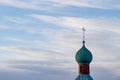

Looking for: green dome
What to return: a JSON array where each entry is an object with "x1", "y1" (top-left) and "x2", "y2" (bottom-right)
[{"x1": 75, "y1": 45, "x2": 93, "y2": 63}]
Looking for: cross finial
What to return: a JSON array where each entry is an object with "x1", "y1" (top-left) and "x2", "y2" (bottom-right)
[{"x1": 82, "y1": 27, "x2": 86, "y2": 45}]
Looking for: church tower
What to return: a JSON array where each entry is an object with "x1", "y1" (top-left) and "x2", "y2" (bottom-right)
[{"x1": 75, "y1": 28, "x2": 93, "y2": 80}]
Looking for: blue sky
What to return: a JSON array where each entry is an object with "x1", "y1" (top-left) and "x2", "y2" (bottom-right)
[{"x1": 0, "y1": 0, "x2": 120, "y2": 80}]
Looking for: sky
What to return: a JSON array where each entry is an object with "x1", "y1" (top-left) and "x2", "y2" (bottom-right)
[{"x1": 0, "y1": 0, "x2": 120, "y2": 80}]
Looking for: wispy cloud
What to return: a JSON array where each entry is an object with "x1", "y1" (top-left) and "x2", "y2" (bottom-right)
[
  {"x1": 3, "y1": 37, "x2": 25, "y2": 42},
  {"x1": 0, "y1": 0, "x2": 42, "y2": 10},
  {"x1": 30, "y1": 14, "x2": 120, "y2": 34},
  {"x1": 0, "y1": 0, "x2": 120, "y2": 10},
  {"x1": 0, "y1": 25, "x2": 10, "y2": 29},
  {"x1": 0, "y1": 0, "x2": 64, "y2": 10},
  {"x1": 55, "y1": 0, "x2": 120, "y2": 9},
  {"x1": 0, "y1": 46, "x2": 74, "y2": 62},
  {"x1": 3, "y1": 16, "x2": 33, "y2": 24}
]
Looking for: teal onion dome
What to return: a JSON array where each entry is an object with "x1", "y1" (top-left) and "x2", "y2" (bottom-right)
[{"x1": 75, "y1": 44, "x2": 93, "y2": 63}]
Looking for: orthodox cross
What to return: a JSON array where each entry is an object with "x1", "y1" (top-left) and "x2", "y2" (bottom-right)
[{"x1": 82, "y1": 27, "x2": 86, "y2": 44}]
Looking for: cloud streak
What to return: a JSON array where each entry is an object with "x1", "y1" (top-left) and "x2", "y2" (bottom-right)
[
  {"x1": 0, "y1": 0, "x2": 120, "y2": 10},
  {"x1": 30, "y1": 14, "x2": 120, "y2": 34}
]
